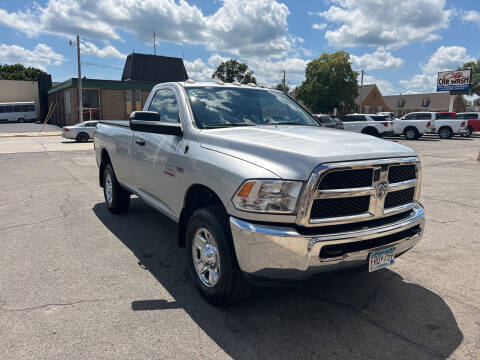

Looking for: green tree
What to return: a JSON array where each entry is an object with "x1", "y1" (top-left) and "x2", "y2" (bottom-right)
[
  {"x1": 297, "y1": 51, "x2": 358, "y2": 113},
  {"x1": 275, "y1": 83, "x2": 290, "y2": 93},
  {"x1": 0, "y1": 63, "x2": 45, "y2": 81},
  {"x1": 474, "y1": 97, "x2": 480, "y2": 106},
  {"x1": 458, "y1": 60, "x2": 480, "y2": 97},
  {"x1": 212, "y1": 59, "x2": 256, "y2": 84}
]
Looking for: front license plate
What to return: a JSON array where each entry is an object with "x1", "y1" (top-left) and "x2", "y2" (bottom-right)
[{"x1": 369, "y1": 246, "x2": 395, "y2": 272}]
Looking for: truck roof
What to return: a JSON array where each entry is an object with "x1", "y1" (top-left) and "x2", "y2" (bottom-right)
[{"x1": 167, "y1": 80, "x2": 277, "y2": 91}]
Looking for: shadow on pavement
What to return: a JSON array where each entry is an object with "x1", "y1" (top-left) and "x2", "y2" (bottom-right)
[{"x1": 93, "y1": 199, "x2": 463, "y2": 359}]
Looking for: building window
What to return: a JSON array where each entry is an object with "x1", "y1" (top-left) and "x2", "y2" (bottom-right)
[
  {"x1": 421, "y1": 97, "x2": 430, "y2": 107},
  {"x1": 363, "y1": 106, "x2": 372, "y2": 114},
  {"x1": 82, "y1": 89, "x2": 100, "y2": 121},
  {"x1": 135, "y1": 89, "x2": 142, "y2": 111},
  {"x1": 372, "y1": 91, "x2": 377, "y2": 100},
  {"x1": 126, "y1": 90, "x2": 132, "y2": 116},
  {"x1": 397, "y1": 98, "x2": 405, "y2": 108},
  {"x1": 376, "y1": 106, "x2": 383, "y2": 113}
]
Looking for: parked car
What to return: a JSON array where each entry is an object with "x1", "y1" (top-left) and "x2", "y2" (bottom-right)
[
  {"x1": 62, "y1": 121, "x2": 98, "y2": 142},
  {"x1": 94, "y1": 81, "x2": 425, "y2": 305},
  {"x1": 401, "y1": 112, "x2": 466, "y2": 139},
  {"x1": 456, "y1": 112, "x2": 480, "y2": 137},
  {"x1": 377, "y1": 111, "x2": 396, "y2": 118},
  {"x1": 396, "y1": 113, "x2": 432, "y2": 140},
  {"x1": 313, "y1": 114, "x2": 343, "y2": 129},
  {"x1": 339, "y1": 113, "x2": 394, "y2": 137},
  {"x1": 0, "y1": 101, "x2": 37, "y2": 123}
]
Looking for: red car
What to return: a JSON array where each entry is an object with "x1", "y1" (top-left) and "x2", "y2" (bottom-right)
[
  {"x1": 436, "y1": 112, "x2": 456, "y2": 119},
  {"x1": 457, "y1": 112, "x2": 480, "y2": 137}
]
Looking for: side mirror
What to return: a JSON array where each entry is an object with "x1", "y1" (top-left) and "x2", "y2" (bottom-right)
[{"x1": 129, "y1": 111, "x2": 183, "y2": 137}]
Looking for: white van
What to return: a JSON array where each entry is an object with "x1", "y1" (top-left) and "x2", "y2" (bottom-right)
[{"x1": 0, "y1": 102, "x2": 37, "y2": 123}]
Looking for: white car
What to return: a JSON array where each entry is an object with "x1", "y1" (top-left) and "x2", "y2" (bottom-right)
[
  {"x1": 396, "y1": 113, "x2": 432, "y2": 140},
  {"x1": 402, "y1": 112, "x2": 466, "y2": 139},
  {"x1": 62, "y1": 121, "x2": 98, "y2": 142},
  {"x1": 339, "y1": 114, "x2": 394, "y2": 137}
]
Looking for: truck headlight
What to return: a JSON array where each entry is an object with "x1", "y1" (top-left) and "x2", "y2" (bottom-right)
[{"x1": 232, "y1": 180, "x2": 303, "y2": 214}]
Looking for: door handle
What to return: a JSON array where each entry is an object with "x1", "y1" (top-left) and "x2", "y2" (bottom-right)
[{"x1": 135, "y1": 139, "x2": 146, "y2": 146}]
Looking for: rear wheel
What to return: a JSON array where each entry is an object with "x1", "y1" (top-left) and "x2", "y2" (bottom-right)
[
  {"x1": 186, "y1": 206, "x2": 252, "y2": 305},
  {"x1": 404, "y1": 127, "x2": 419, "y2": 140},
  {"x1": 438, "y1": 126, "x2": 453, "y2": 139},
  {"x1": 103, "y1": 163, "x2": 130, "y2": 214},
  {"x1": 76, "y1": 132, "x2": 89, "y2": 142}
]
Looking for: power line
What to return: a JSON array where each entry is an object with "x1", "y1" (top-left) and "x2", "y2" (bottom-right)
[{"x1": 80, "y1": 61, "x2": 123, "y2": 71}]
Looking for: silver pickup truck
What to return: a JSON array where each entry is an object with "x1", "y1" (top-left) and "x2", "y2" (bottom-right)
[{"x1": 94, "y1": 81, "x2": 425, "y2": 305}]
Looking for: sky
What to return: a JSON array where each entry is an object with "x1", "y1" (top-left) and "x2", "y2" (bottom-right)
[{"x1": 0, "y1": 0, "x2": 479, "y2": 96}]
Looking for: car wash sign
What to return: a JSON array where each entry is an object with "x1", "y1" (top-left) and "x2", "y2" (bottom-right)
[{"x1": 437, "y1": 70, "x2": 472, "y2": 91}]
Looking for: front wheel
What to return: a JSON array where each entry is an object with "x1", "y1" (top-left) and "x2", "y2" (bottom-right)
[
  {"x1": 186, "y1": 206, "x2": 252, "y2": 305},
  {"x1": 103, "y1": 163, "x2": 130, "y2": 214}
]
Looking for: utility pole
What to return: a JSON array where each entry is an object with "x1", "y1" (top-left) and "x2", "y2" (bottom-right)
[
  {"x1": 153, "y1": 30, "x2": 156, "y2": 55},
  {"x1": 359, "y1": 69, "x2": 365, "y2": 113},
  {"x1": 76, "y1": 35, "x2": 83, "y2": 123},
  {"x1": 282, "y1": 70, "x2": 286, "y2": 93}
]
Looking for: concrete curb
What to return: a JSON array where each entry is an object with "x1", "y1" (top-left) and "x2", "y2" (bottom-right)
[{"x1": 0, "y1": 132, "x2": 61, "y2": 138}]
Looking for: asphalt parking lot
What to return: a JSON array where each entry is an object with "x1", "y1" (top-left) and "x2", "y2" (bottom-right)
[{"x1": 0, "y1": 135, "x2": 479, "y2": 359}]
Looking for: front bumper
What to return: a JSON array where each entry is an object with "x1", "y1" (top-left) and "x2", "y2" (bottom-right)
[{"x1": 230, "y1": 205, "x2": 424, "y2": 281}]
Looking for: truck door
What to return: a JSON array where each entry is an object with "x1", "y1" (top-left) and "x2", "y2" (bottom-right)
[{"x1": 132, "y1": 87, "x2": 187, "y2": 219}]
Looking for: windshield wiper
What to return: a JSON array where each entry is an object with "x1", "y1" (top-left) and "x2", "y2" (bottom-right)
[{"x1": 203, "y1": 123, "x2": 255, "y2": 129}]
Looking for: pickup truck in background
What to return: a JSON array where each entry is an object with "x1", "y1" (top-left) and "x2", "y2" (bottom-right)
[
  {"x1": 339, "y1": 114, "x2": 394, "y2": 137},
  {"x1": 402, "y1": 112, "x2": 467, "y2": 139},
  {"x1": 394, "y1": 113, "x2": 432, "y2": 140},
  {"x1": 94, "y1": 81, "x2": 425, "y2": 305},
  {"x1": 457, "y1": 112, "x2": 480, "y2": 137}
]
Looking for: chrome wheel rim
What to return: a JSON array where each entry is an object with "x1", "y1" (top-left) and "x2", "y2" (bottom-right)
[
  {"x1": 192, "y1": 227, "x2": 220, "y2": 288},
  {"x1": 406, "y1": 130, "x2": 414, "y2": 139},
  {"x1": 105, "y1": 172, "x2": 113, "y2": 205}
]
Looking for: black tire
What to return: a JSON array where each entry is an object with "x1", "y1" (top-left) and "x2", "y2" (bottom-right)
[
  {"x1": 404, "y1": 127, "x2": 419, "y2": 140},
  {"x1": 361, "y1": 127, "x2": 379, "y2": 137},
  {"x1": 463, "y1": 126, "x2": 473, "y2": 137},
  {"x1": 186, "y1": 206, "x2": 252, "y2": 305},
  {"x1": 18, "y1": 118, "x2": 25, "y2": 123},
  {"x1": 438, "y1": 126, "x2": 453, "y2": 139},
  {"x1": 103, "y1": 163, "x2": 130, "y2": 214},
  {"x1": 76, "y1": 132, "x2": 89, "y2": 142}
]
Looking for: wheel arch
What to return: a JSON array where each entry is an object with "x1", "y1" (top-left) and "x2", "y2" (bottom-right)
[
  {"x1": 99, "y1": 148, "x2": 112, "y2": 187},
  {"x1": 361, "y1": 126, "x2": 378, "y2": 135},
  {"x1": 178, "y1": 184, "x2": 226, "y2": 248}
]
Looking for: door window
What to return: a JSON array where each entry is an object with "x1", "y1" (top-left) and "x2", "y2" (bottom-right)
[
  {"x1": 13, "y1": 105, "x2": 22, "y2": 112},
  {"x1": 5, "y1": 105, "x2": 13, "y2": 113},
  {"x1": 148, "y1": 88, "x2": 180, "y2": 123},
  {"x1": 415, "y1": 113, "x2": 431, "y2": 120},
  {"x1": 0, "y1": 106, "x2": 4, "y2": 113}
]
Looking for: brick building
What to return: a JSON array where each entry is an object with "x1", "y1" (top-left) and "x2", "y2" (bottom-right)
[
  {"x1": 47, "y1": 53, "x2": 188, "y2": 126},
  {"x1": 383, "y1": 92, "x2": 467, "y2": 116},
  {"x1": 346, "y1": 84, "x2": 391, "y2": 114}
]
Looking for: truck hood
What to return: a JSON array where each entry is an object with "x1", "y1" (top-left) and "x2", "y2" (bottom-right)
[{"x1": 198, "y1": 125, "x2": 417, "y2": 180}]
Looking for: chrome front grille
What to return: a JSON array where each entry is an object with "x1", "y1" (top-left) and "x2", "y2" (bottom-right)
[{"x1": 296, "y1": 157, "x2": 421, "y2": 227}]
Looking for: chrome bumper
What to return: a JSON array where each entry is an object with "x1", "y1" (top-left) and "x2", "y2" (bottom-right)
[{"x1": 230, "y1": 205, "x2": 424, "y2": 281}]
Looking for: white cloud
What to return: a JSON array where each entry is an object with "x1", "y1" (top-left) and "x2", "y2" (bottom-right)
[
  {"x1": 0, "y1": 0, "x2": 293, "y2": 58},
  {"x1": 463, "y1": 10, "x2": 480, "y2": 26},
  {"x1": 399, "y1": 45, "x2": 474, "y2": 92},
  {"x1": 350, "y1": 48, "x2": 403, "y2": 70},
  {"x1": 184, "y1": 54, "x2": 309, "y2": 87},
  {"x1": 361, "y1": 74, "x2": 396, "y2": 95},
  {"x1": 80, "y1": 42, "x2": 126, "y2": 59},
  {"x1": 314, "y1": 0, "x2": 451, "y2": 49},
  {"x1": 0, "y1": 43, "x2": 64, "y2": 71},
  {"x1": 312, "y1": 23, "x2": 326, "y2": 30}
]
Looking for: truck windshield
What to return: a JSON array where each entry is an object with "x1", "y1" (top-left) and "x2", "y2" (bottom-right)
[{"x1": 185, "y1": 87, "x2": 319, "y2": 129}]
